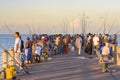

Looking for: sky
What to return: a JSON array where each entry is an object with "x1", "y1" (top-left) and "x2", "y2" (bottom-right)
[{"x1": 0, "y1": 0, "x2": 120, "y2": 34}]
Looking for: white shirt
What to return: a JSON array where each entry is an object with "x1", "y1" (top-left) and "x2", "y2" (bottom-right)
[
  {"x1": 75, "y1": 37, "x2": 82, "y2": 48},
  {"x1": 102, "y1": 46, "x2": 110, "y2": 56},
  {"x1": 93, "y1": 36, "x2": 99, "y2": 46},
  {"x1": 55, "y1": 37, "x2": 60, "y2": 46},
  {"x1": 14, "y1": 38, "x2": 21, "y2": 53},
  {"x1": 35, "y1": 46, "x2": 42, "y2": 56}
]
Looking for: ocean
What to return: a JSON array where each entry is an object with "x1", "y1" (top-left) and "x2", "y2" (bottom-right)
[{"x1": 0, "y1": 34, "x2": 120, "y2": 67}]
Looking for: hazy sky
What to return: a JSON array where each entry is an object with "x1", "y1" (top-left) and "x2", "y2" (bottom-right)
[{"x1": 0, "y1": 0, "x2": 120, "y2": 34}]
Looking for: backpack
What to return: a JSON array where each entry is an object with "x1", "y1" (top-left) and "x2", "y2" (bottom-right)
[{"x1": 20, "y1": 40, "x2": 24, "y2": 52}]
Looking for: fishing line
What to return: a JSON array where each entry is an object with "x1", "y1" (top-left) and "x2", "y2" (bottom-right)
[
  {"x1": 4, "y1": 23, "x2": 13, "y2": 35},
  {"x1": 108, "y1": 20, "x2": 116, "y2": 34},
  {"x1": 1, "y1": 24, "x2": 31, "y2": 74},
  {"x1": 97, "y1": 23, "x2": 103, "y2": 34},
  {"x1": 25, "y1": 24, "x2": 32, "y2": 39}
]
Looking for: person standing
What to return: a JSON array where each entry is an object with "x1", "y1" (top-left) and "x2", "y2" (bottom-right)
[
  {"x1": 14, "y1": 32, "x2": 22, "y2": 73},
  {"x1": 35, "y1": 44, "x2": 42, "y2": 63},
  {"x1": 63, "y1": 36, "x2": 69, "y2": 54},
  {"x1": 93, "y1": 34, "x2": 100, "y2": 55},
  {"x1": 75, "y1": 35, "x2": 82, "y2": 56},
  {"x1": 93, "y1": 34, "x2": 100, "y2": 50},
  {"x1": 101, "y1": 42, "x2": 110, "y2": 72},
  {"x1": 85, "y1": 34, "x2": 93, "y2": 55},
  {"x1": 49, "y1": 40, "x2": 54, "y2": 58},
  {"x1": 25, "y1": 37, "x2": 32, "y2": 64}
]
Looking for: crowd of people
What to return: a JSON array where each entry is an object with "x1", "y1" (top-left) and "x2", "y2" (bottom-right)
[{"x1": 13, "y1": 32, "x2": 117, "y2": 73}]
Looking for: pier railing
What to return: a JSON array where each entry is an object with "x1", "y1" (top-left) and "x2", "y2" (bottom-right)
[
  {"x1": 0, "y1": 48, "x2": 14, "y2": 69},
  {"x1": 0, "y1": 48, "x2": 15, "y2": 79}
]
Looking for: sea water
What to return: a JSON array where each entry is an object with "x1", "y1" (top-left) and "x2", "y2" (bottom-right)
[{"x1": 0, "y1": 34, "x2": 120, "y2": 67}]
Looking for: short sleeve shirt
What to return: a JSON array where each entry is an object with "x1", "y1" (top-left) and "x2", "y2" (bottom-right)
[
  {"x1": 14, "y1": 38, "x2": 21, "y2": 53},
  {"x1": 93, "y1": 37, "x2": 99, "y2": 46}
]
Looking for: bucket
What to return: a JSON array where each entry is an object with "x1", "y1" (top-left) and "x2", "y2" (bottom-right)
[
  {"x1": 10, "y1": 66, "x2": 16, "y2": 75},
  {"x1": 6, "y1": 67, "x2": 13, "y2": 79}
]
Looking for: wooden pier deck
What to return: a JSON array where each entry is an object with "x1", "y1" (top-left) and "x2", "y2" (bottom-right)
[{"x1": 16, "y1": 50, "x2": 120, "y2": 80}]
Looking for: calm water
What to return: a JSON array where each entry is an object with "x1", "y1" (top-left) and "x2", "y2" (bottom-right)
[{"x1": 0, "y1": 34, "x2": 120, "y2": 67}]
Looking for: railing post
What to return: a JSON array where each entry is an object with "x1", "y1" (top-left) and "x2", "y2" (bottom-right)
[
  {"x1": 9, "y1": 48, "x2": 14, "y2": 66},
  {"x1": 2, "y1": 49, "x2": 8, "y2": 69},
  {"x1": 116, "y1": 46, "x2": 120, "y2": 66}
]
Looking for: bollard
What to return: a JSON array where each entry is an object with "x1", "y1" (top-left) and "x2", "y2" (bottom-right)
[
  {"x1": 9, "y1": 48, "x2": 14, "y2": 66},
  {"x1": 116, "y1": 46, "x2": 120, "y2": 66},
  {"x1": 2, "y1": 50, "x2": 8, "y2": 69}
]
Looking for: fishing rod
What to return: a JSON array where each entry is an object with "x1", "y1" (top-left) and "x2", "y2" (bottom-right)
[
  {"x1": 4, "y1": 23, "x2": 13, "y2": 35},
  {"x1": 63, "y1": 21, "x2": 66, "y2": 34},
  {"x1": 0, "y1": 43, "x2": 31, "y2": 75},
  {"x1": 108, "y1": 20, "x2": 116, "y2": 34},
  {"x1": 96, "y1": 15, "x2": 107, "y2": 34},
  {"x1": 66, "y1": 18, "x2": 68, "y2": 34},
  {"x1": 83, "y1": 11, "x2": 86, "y2": 35},
  {"x1": 96, "y1": 23, "x2": 103, "y2": 34},
  {"x1": 103, "y1": 15, "x2": 107, "y2": 34},
  {"x1": 81, "y1": 12, "x2": 84, "y2": 35},
  {"x1": 108, "y1": 24, "x2": 113, "y2": 34},
  {"x1": 25, "y1": 24, "x2": 33, "y2": 39},
  {"x1": 81, "y1": 11, "x2": 86, "y2": 35},
  {"x1": 1, "y1": 24, "x2": 31, "y2": 75}
]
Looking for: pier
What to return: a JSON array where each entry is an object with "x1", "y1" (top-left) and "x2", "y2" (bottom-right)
[{"x1": 0, "y1": 48, "x2": 119, "y2": 80}]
